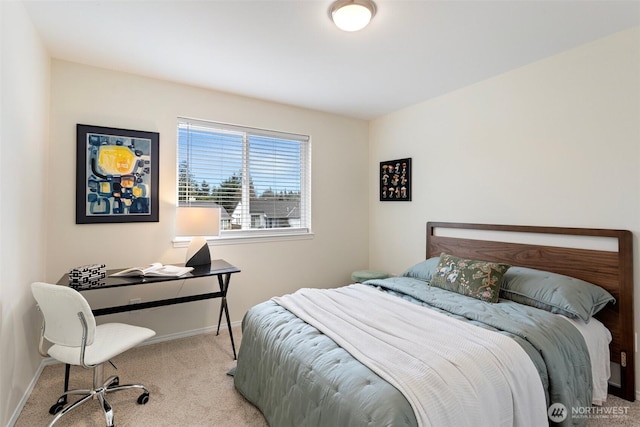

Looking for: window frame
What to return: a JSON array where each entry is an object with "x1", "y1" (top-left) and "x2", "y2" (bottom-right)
[{"x1": 174, "y1": 117, "x2": 313, "y2": 245}]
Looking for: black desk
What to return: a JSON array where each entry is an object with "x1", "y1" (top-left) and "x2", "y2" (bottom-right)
[{"x1": 54, "y1": 259, "x2": 240, "y2": 407}]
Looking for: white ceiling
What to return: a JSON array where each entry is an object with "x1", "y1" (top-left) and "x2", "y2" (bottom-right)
[{"x1": 23, "y1": 0, "x2": 640, "y2": 120}]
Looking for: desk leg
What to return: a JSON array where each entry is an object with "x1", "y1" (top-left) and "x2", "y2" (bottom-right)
[
  {"x1": 62, "y1": 364, "x2": 70, "y2": 403},
  {"x1": 216, "y1": 273, "x2": 237, "y2": 360},
  {"x1": 46, "y1": 364, "x2": 71, "y2": 415}
]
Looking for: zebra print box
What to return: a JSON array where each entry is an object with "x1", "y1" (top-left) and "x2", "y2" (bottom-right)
[{"x1": 69, "y1": 264, "x2": 106, "y2": 289}]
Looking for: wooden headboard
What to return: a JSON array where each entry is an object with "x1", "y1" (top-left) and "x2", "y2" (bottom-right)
[{"x1": 426, "y1": 222, "x2": 635, "y2": 401}]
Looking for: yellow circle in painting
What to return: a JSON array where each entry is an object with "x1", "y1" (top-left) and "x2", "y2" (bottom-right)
[
  {"x1": 97, "y1": 146, "x2": 136, "y2": 175},
  {"x1": 133, "y1": 184, "x2": 148, "y2": 198}
]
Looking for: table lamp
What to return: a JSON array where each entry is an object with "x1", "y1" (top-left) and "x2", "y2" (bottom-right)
[{"x1": 176, "y1": 207, "x2": 220, "y2": 267}]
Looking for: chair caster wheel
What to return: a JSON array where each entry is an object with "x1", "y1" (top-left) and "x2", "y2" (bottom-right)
[
  {"x1": 49, "y1": 401, "x2": 64, "y2": 415},
  {"x1": 137, "y1": 392, "x2": 149, "y2": 405},
  {"x1": 107, "y1": 376, "x2": 120, "y2": 389}
]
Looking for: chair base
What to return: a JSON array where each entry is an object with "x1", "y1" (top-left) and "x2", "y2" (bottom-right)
[{"x1": 48, "y1": 364, "x2": 149, "y2": 427}]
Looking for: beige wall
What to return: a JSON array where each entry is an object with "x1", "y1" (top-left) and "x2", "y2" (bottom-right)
[
  {"x1": 46, "y1": 60, "x2": 370, "y2": 338},
  {"x1": 369, "y1": 27, "x2": 640, "y2": 394},
  {"x1": 4, "y1": 7, "x2": 639, "y2": 422},
  {"x1": 0, "y1": 1, "x2": 50, "y2": 425}
]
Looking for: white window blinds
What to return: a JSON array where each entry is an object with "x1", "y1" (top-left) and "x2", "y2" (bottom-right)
[{"x1": 177, "y1": 118, "x2": 311, "y2": 236}]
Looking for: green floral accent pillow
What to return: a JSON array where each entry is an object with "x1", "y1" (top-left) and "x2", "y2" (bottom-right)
[{"x1": 431, "y1": 253, "x2": 511, "y2": 303}]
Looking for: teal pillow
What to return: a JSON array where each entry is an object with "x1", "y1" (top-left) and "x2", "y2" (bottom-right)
[
  {"x1": 401, "y1": 257, "x2": 440, "y2": 282},
  {"x1": 431, "y1": 253, "x2": 511, "y2": 303},
  {"x1": 351, "y1": 270, "x2": 389, "y2": 283},
  {"x1": 500, "y1": 266, "x2": 615, "y2": 322}
]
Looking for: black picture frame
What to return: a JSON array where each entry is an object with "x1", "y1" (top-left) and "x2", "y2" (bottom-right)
[
  {"x1": 380, "y1": 157, "x2": 411, "y2": 201},
  {"x1": 76, "y1": 124, "x2": 160, "y2": 224}
]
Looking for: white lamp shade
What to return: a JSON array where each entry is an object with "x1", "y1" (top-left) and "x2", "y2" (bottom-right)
[
  {"x1": 175, "y1": 207, "x2": 220, "y2": 237},
  {"x1": 331, "y1": 0, "x2": 376, "y2": 32},
  {"x1": 177, "y1": 207, "x2": 220, "y2": 267}
]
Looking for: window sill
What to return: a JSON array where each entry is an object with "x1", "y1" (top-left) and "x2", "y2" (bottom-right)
[{"x1": 172, "y1": 232, "x2": 314, "y2": 247}]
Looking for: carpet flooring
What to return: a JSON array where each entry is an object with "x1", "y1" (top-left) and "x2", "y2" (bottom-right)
[
  {"x1": 15, "y1": 328, "x2": 267, "y2": 427},
  {"x1": 14, "y1": 327, "x2": 640, "y2": 426}
]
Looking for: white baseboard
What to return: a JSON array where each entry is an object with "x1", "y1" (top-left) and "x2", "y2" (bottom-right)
[
  {"x1": 6, "y1": 358, "x2": 54, "y2": 427},
  {"x1": 142, "y1": 319, "x2": 241, "y2": 347},
  {"x1": 7, "y1": 320, "x2": 241, "y2": 427}
]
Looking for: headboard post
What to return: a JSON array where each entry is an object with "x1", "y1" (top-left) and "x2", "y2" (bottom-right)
[{"x1": 426, "y1": 221, "x2": 635, "y2": 401}]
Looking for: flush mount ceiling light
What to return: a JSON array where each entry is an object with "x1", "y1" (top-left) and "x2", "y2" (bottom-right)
[{"x1": 330, "y1": 0, "x2": 377, "y2": 32}]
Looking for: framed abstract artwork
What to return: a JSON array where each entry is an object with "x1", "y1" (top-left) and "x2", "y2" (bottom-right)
[
  {"x1": 76, "y1": 124, "x2": 160, "y2": 224},
  {"x1": 379, "y1": 157, "x2": 411, "y2": 201}
]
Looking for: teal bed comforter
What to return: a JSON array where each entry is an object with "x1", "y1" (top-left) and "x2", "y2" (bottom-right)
[{"x1": 233, "y1": 277, "x2": 592, "y2": 426}]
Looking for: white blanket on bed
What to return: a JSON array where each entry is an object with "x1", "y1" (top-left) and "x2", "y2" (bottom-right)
[{"x1": 273, "y1": 284, "x2": 547, "y2": 427}]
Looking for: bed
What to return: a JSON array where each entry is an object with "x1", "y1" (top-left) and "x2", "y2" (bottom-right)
[{"x1": 233, "y1": 222, "x2": 635, "y2": 426}]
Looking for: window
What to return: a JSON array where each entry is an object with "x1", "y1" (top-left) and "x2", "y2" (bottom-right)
[{"x1": 177, "y1": 118, "x2": 311, "y2": 239}]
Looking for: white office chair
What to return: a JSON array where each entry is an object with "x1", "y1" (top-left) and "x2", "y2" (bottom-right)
[{"x1": 31, "y1": 282, "x2": 156, "y2": 427}]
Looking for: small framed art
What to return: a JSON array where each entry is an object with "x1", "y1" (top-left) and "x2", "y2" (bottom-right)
[
  {"x1": 76, "y1": 124, "x2": 160, "y2": 224},
  {"x1": 379, "y1": 157, "x2": 411, "y2": 201}
]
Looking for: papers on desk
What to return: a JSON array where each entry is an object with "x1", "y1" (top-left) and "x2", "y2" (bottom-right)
[{"x1": 110, "y1": 263, "x2": 193, "y2": 278}]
